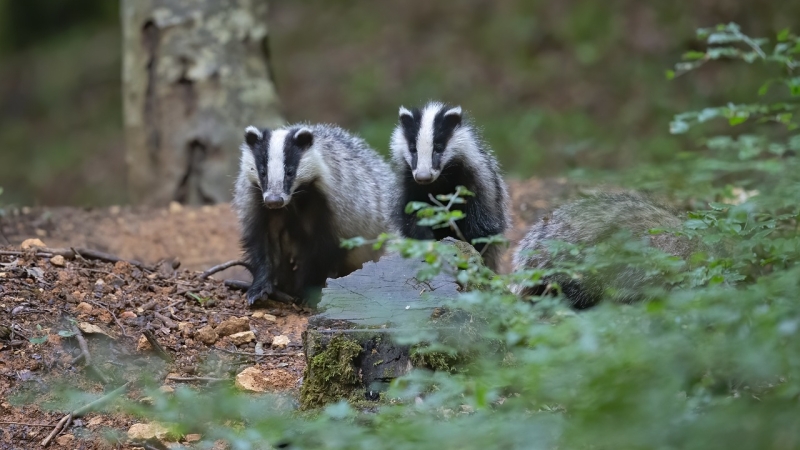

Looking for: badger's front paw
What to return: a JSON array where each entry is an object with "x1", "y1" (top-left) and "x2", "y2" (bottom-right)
[{"x1": 246, "y1": 278, "x2": 274, "y2": 306}]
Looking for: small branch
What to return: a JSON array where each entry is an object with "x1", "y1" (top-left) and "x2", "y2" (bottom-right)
[
  {"x1": 200, "y1": 260, "x2": 247, "y2": 279},
  {"x1": 72, "y1": 325, "x2": 92, "y2": 366},
  {"x1": 86, "y1": 301, "x2": 129, "y2": 338},
  {"x1": 223, "y1": 280, "x2": 296, "y2": 304},
  {"x1": 165, "y1": 376, "x2": 228, "y2": 383},
  {"x1": 142, "y1": 329, "x2": 173, "y2": 363},
  {"x1": 212, "y1": 347, "x2": 299, "y2": 357},
  {"x1": 0, "y1": 421, "x2": 54, "y2": 427},
  {"x1": 40, "y1": 413, "x2": 72, "y2": 447},
  {"x1": 153, "y1": 311, "x2": 176, "y2": 329},
  {"x1": 0, "y1": 247, "x2": 153, "y2": 271},
  {"x1": 427, "y1": 193, "x2": 467, "y2": 242}
]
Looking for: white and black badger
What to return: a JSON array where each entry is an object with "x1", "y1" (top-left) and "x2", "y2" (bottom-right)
[
  {"x1": 510, "y1": 192, "x2": 696, "y2": 309},
  {"x1": 390, "y1": 101, "x2": 511, "y2": 271},
  {"x1": 233, "y1": 123, "x2": 395, "y2": 305}
]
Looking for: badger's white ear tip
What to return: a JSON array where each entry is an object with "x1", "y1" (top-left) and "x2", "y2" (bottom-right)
[
  {"x1": 244, "y1": 125, "x2": 262, "y2": 137},
  {"x1": 399, "y1": 106, "x2": 412, "y2": 118},
  {"x1": 444, "y1": 106, "x2": 462, "y2": 117},
  {"x1": 294, "y1": 127, "x2": 313, "y2": 139}
]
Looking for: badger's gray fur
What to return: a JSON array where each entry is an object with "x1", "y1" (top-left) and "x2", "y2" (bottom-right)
[
  {"x1": 511, "y1": 191, "x2": 695, "y2": 308},
  {"x1": 390, "y1": 101, "x2": 511, "y2": 272},
  {"x1": 233, "y1": 123, "x2": 395, "y2": 305}
]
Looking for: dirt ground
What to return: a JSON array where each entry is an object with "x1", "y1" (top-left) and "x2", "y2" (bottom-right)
[{"x1": 0, "y1": 177, "x2": 575, "y2": 449}]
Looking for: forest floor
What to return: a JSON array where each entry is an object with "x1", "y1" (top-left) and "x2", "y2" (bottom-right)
[{"x1": 0, "y1": 177, "x2": 575, "y2": 449}]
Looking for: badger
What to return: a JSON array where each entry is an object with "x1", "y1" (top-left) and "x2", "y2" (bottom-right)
[
  {"x1": 232, "y1": 123, "x2": 395, "y2": 305},
  {"x1": 511, "y1": 191, "x2": 697, "y2": 309},
  {"x1": 389, "y1": 101, "x2": 511, "y2": 272}
]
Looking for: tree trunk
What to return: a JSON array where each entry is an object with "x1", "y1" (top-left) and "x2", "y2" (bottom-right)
[{"x1": 121, "y1": 0, "x2": 283, "y2": 206}]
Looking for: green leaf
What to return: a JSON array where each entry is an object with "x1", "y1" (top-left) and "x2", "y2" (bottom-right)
[
  {"x1": 58, "y1": 330, "x2": 76, "y2": 338},
  {"x1": 684, "y1": 219, "x2": 709, "y2": 230},
  {"x1": 29, "y1": 336, "x2": 47, "y2": 345},
  {"x1": 665, "y1": 69, "x2": 676, "y2": 80},
  {"x1": 729, "y1": 115, "x2": 748, "y2": 126},
  {"x1": 682, "y1": 51, "x2": 707, "y2": 61},
  {"x1": 777, "y1": 28, "x2": 791, "y2": 41}
]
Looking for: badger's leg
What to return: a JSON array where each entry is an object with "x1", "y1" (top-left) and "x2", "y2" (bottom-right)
[
  {"x1": 241, "y1": 204, "x2": 275, "y2": 306},
  {"x1": 292, "y1": 232, "x2": 345, "y2": 306},
  {"x1": 398, "y1": 212, "x2": 436, "y2": 240}
]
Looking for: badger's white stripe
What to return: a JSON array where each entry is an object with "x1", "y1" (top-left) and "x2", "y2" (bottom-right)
[
  {"x1": 266, "y1": 129, "x2": 289, "y2": 195},
  {"x1": 244, "y1": 125, "x2": 262, "y2": 140},
  {"x1": 415, "y1": 103, "x2": 440, "y2": 174}
]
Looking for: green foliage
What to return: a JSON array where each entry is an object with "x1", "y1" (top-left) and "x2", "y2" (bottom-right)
[{"x1": 26, "y1": 24, "x2": 800, "y2": 449}]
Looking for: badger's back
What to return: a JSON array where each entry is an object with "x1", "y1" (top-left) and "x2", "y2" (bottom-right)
[
  {"x1": 309, "y1": 124, "x2": 396, "y2": 240},
  {"x1": 512, "y1": 192, "x2": 694, "y2": 307}
]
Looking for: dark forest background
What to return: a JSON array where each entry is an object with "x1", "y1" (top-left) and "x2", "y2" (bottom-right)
[{"x1": 0, "y1": 0, "x2": 797, "y2": 206}]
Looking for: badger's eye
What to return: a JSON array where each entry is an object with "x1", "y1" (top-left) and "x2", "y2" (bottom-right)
[{"x1": 408, "y1": 145, "x2": 417, "y2": 154}]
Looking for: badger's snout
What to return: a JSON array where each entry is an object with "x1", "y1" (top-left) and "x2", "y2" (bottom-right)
[
  {"x1": 413, "y1": 169, "x2": 439, "y2": 184},
  {"x1": 263, "y1": 192, "x2": 287, "y2": 209}
]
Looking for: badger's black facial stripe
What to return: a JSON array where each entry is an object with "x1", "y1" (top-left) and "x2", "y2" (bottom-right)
[
  {"x1": 250, "y1": 129, "x2": 272, "y2": 186},
  {"x1": 281, "y1": 128, "x2": 308, "y2": 194},
  {"x1": 399, "y1": 108, "x2": 423, "y2": 157},
  {"x1": 431, "y1": 105, "x2": 460, "y2": 170}
]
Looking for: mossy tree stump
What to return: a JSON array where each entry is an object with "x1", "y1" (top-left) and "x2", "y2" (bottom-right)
[{"x1": 301, "y1": 249, "x2": 466, "y2": 409}]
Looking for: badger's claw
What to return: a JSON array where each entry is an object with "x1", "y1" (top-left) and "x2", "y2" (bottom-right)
[{"x1": 246, "y1": 278, "x2": 274, "y2": 306}]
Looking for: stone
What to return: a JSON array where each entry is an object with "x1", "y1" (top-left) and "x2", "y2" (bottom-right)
[
  {"x1": 228, "y1": 330, "x2": 256, "y2": 346},
  {"x1": 214, "y1": 316, "x2": 249, "y2": 337},
  {"x1": 20, "y1": 238, "x2": 46, "y2": 250},
  {"x1": 195, "y1": 325, "x2": 218, "y2": 345}
]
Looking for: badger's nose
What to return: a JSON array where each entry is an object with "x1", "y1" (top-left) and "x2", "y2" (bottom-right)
[
  {"x1": 414, "y1": 170, "x2": 434, "y2": 184},
  {"x1": 263, "y1": 194, "x2": 285, "y2": 209}
]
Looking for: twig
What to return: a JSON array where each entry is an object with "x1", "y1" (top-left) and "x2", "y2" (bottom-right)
[
  {"x1": 0, "y1": 247, "x2": 154, "y2": 271},
  {"x1": 165, "y1": 376, "x2": 228, "y2": 383},
  {"x1": 42, "y1": 379, "x2": 134, "y2": 445},
  {"x1": 142, "y1": 329, "x2": 173, "y2": 363},
  {"x1": 212, "y1": 347, "x2": 299, "y2": 357},
  {"x1": 223, "y1": 280, "x2": 296, "y2": 304},
  {"x1": 200, "y1": 260, "x2": 247, "y2": 279},
  {"x1": 72, "y1": 325, "x2": 92, "y2": 366},
  {"x1": 70, "y1": 324, "x2": 112, "y2": 385},
  {"x1": 427, "y1": 193, "x2": 468, "y2": 242},
  {"x1": 0, "y1": 421, "x2": 54, "y2": 427},
  {"x1": 153, "y1": 311, "x2": 176, "y2": 329},
  {"x1": 40, "y1": 413, "x2": 72, "y2": 447},
  {"x1": 86, "y1": 300, "x2": 129, "y2": 338}
]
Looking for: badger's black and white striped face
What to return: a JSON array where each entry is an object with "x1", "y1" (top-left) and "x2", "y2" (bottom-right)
[
  {"x1": 391, "y1": 102, "x2": 464, "y2": 184},
  {"x1": 241, "y1": 125, "x2": 317, "y2": 209}
]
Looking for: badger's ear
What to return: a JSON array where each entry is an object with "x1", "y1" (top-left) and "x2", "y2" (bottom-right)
[
  {"x1": 293, "y1": 127, "x2": 313, "y2": 149},
  {"x1": 398, "y1": 106, "x2": 415, "y2": 129},
  {"x1": 442, "y1": 106, "x2": 462, "y2": 129},
  {"x1": 244, "y1": 126, "x2": 263, "y2": 147}
]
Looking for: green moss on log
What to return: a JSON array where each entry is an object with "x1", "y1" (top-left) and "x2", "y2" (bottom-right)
[{"x1": 300, "y1": 334, "x2": 363, "y2": 410}]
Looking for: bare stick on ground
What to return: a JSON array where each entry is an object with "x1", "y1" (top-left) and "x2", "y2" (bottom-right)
[
  {"x1": 165, "y1": 376, "x2": 228, "y2": 383},
  {"x1": 142, "y1": 329, "x2": 174, "y2": 363},
  {"x1": 223, "y1": 279, "x2": 296, "y2": 304},
  {"x1": 0, "y1": 247, "x2": 153, "y2": 271},
  {"x1": 41, "y1": 380, "x2": 134, "y2": 446},
  {"x1": 200, "y1": 259, "x2": 247, "y2": 279}
]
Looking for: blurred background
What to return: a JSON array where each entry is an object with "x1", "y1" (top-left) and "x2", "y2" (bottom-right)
[{"x1": 0, "y1": 0, "x2": 797, "y2": 207}]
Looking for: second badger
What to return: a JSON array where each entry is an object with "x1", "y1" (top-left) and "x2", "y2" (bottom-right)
[
  {"x1": 233, "y1": 123, "x2": 395, "y2": 305},
  {"x1": 390, "y1": 101, "x2": 511, "y2": 271}
]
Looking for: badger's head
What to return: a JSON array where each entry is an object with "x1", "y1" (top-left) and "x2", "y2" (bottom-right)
[
  {"x1": 240, "y1": 125, "x2": 317, "y2": 209},
  {"x1": 390, "y1": 102, "x2": 464, "y2": 184}
]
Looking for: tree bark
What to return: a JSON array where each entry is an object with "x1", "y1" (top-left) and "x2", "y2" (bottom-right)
[{"x1": 121, "y1": 0, "x2": 283, "y2": 206}]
